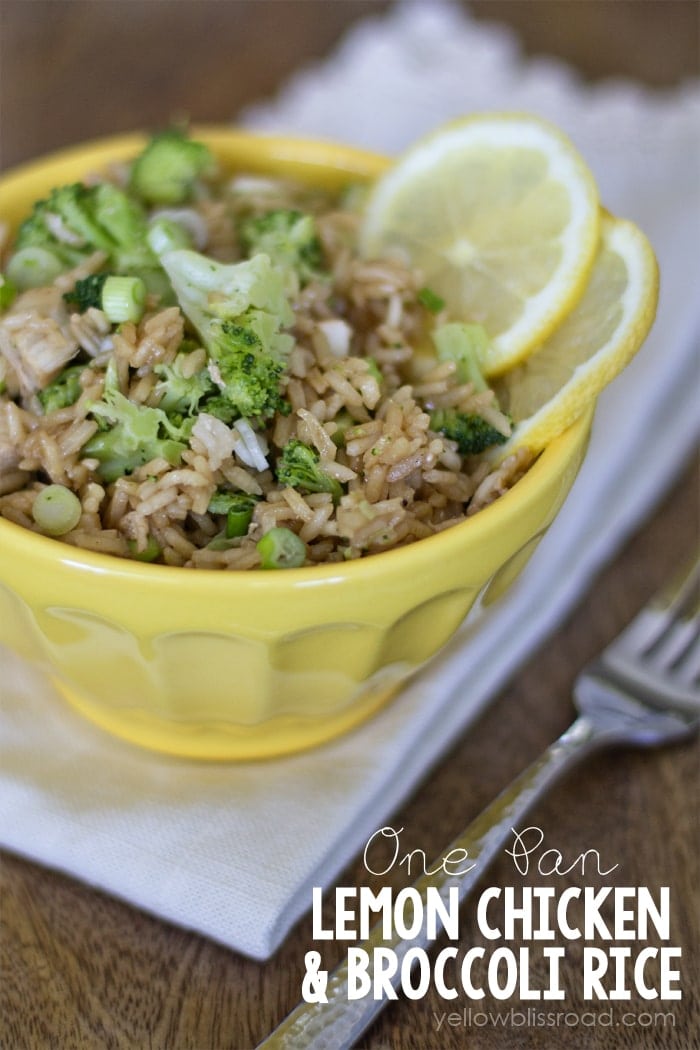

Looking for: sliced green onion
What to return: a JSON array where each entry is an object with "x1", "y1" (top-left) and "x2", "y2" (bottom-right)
[
  {"x1": 127, "y1": 535, "x2": 162, "y2": 562},
  {"x1": 138, "y1": 268, "x2": 176, "y2": 306},
  {"x1": 257, "y1": 526, "x2": 306, "y2": 569},
  {"x1": 6, "y1": 247, "x2": 64, "y2": 290},
  {"x1": 224, "y1": 506, "x2": 253, "y2": 538},
  {"x1": 208, "y1": 490, "x2": 257, "y2": 538},
  {"x1": 0, "y1": 273, "x2": 17, "y2": 311},
  {"x1": 101, "y1": 275, "x2": 146, "y2": 323},
  {"x1": 417, "y1": 287, "x2": 445, "y2": 313},
  {"x1": 147, "y1": 217, "x2": 193, "y2": 256},
  {"x1": 206, "y1": 533, "x2": 237, "y2": 551},
  {"x1": 31, "y1": 484, "x2": 82, "y2": 536}
]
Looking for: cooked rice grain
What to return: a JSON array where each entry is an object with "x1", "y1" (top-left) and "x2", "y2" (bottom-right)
[{"x1": 0, "y1": 167, "x2": 536, "y2": 569}]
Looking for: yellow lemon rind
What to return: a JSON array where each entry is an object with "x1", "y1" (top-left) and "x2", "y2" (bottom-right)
[{"x1": 493, "y1": 214, "x2": 659, "y2": 460}]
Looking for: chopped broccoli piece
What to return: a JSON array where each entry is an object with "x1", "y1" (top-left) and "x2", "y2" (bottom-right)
[
  {"x1": 32, "y1": 183, "x2": 113, "y2": 253},
  {"x1": 63, "y1": 273, "x2": 111, "y2": 313},
  {"x1": 153, "y1": 358, "x2": 215, "y2": 416},
  {"x1": 430, "y1": 409, "x2": 508, "y2": 455},
  {"x1": 432, "y1": 322, "x2": 491, "y2": 392},
  {"x1": 208, "y1": 317, "x2": 288, "y2": 420},
  {"x1": 430, "y1": 323, "x2": 510, "y2": 454},
  {"x1": 82, "y1": 382, "x2": 189, "y2": 482},
  {"x1": 276, "y1": 439, "x2": 343, "y2": 503},
  {"x1": 38, "y1": 364, "x2": 85, "y2": 414},
  {"x1": 198, "y1": 394, "x2": 238, "y2": 425},
  {"x1": 417, "y1": 287, "x2": 445, "y2": 313},
  {"x1": 239, "y1": 209, "x2": 325, "y2": 288},
  {"x1": 160, "y1": 249, "x2": 295, "y2": 421},
  {"x1": 10, "y1": 182, "x2": 157, "y2": 278},
  {"x1": 207, "y1": 490, "x2": 258, "y2": 537},
  {"x1": 92, "y1": 182, "x2": 156, "y2": 273},
  {"x1": 160, "y1": 249, "x2": 293, "y2": 328},
  {"x1": 129, "y1": 130, "x2": 215, "y2": 205}
]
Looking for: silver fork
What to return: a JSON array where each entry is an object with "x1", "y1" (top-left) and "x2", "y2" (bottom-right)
[{"x1": 257, "y1": 553, "x2": 700, "y2": 1050}]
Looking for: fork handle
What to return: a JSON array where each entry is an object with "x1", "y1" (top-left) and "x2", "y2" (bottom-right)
[{"x1": 257, "y1": 713, "x2": 605, "y2": 1050}]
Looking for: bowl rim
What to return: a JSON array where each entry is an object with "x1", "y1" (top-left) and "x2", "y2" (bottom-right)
[
  {"x1": 0, "y1": 127, "x2": 594, "y2": 589},
  {"x1": 0, "y1": 409, "x2": 592, "y2": 588},
  {"x1": 0, "y1": 125, "x2": 390, "y2": 191}
]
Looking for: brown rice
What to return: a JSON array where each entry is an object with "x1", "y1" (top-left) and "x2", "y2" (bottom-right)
[{"x1": 0, "y1": 153, "x2": 533, "y2": 569}]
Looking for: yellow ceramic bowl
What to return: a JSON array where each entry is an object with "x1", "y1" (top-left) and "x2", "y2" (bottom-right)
[{"x1": 0, "y1": 129, "x2": 593, "y2": 760}]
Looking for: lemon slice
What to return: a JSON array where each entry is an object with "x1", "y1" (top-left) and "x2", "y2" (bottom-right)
[
  {"x1": 492, "y1": 213, "x2": 659, "y2": 458},
  {"x1": 360, "y1": 113, "x2": 601, "y2": 376}
]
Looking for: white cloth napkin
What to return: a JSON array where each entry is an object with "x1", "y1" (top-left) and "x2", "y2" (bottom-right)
[{"x1": 1, "y1": 0, "x2": 698, "y2": 961}]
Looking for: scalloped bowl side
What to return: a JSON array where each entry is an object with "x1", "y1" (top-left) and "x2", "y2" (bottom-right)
[{"x1": 0, "y1": 130, "x2": 593, "y2": 759}]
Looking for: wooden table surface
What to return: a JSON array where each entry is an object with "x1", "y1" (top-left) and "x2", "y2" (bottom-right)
[{"x1": 1, "y1": 3, "x2": 698, "y2": 1048}]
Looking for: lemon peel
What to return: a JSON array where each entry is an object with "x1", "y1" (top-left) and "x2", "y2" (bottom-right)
[{"x1": 492, "y1": 213, "x2": 659, "y2": 459}]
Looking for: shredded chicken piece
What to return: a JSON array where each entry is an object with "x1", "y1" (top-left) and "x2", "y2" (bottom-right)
[{"x1": 0, "y1": 286, "x2": 79, "y2": 398}]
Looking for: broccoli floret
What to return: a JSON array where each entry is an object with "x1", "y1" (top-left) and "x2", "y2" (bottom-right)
[
  {"x1": 207, "y1": 317, "x2": 289, "y2": 420},
  {"x1": 82, "y1": 378, "x2": 189, "y2": 482},
  {"x1": 63, "y1": 273, "x2": 111, "y2": 313},
  {"x1": 25, "y1": 183, "x2": 113, "y2": 257},
  {"x1": 153, "y1": 358, "x2": 216, "y2": 416},
  {"x1": 129, "y1": 129, "x2": 215, "y2": 205},
  {"x1": 239, "y1": 209, "x2": 325, "y2": 289},
  {"x1": 11, "y1": 182, "x2": 157, "y2": 279},
  {"x1": 276, "y1": 439, "x2": 343, "y2": 503},
  {"x1": 430, "y1": 323, "x2": 510, "y2": 452},
  {"x1": 10, "y1": 196, "x2": 84, "y2": 280},
  {"x1": 38, "y1": 364, "x2": 85, "y2": 414},
  {"x1": 161, "y1": 248, "x2": 293, "y2": 328},
  {"x1": 430, "y1": 409, "x2": 508, "y2": 455},
  {"x1": 207, "y1": 489, "x2": 258, "y2": 538},
  {"x1": 432, "y1": 322, "x2": 491, "y2": 392},
  {"x1": 92, "y1": 182, "x2": 156, "y2": 272},
  {"x1": 160, "y1": 249, "x2": 295, "y2": 421},
  {"x1": 198, "y1": 394, "x2": 238, "y2": 425},
  {"x1": 417, "y1": 287, "x2": 445, "y2": 314}
]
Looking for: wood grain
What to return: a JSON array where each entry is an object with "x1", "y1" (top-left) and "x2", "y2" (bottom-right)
[{"x1": 1, "y1": 3, "x2": 698, "y2": 1048}]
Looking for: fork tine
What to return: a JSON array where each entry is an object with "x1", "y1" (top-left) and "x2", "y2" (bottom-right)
[
  {"x1": 613, "y1": 551, "x2": 699, "y2": 657},
  {"x1": 645, "y1": 614, "x2": 699, "y2": 672},
  {"x1": 673, "y1": 627, "x2": 700, "y2": 686},
  {"x1": 649, "y1": 550, "x2": 699, "y2": 622},
  {"x1": 601, "y1": 551, "x2": 700, "y2": 713},
  {"x1": 642, "y1": 553, "x2": 699, "y2": 671}
]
